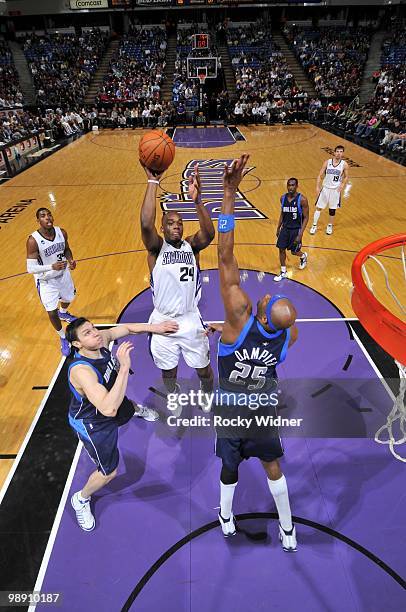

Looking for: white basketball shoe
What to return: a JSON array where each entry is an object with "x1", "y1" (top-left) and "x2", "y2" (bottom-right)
[
  {"x1": 273, "y1": 271, "x2": 288, "y2": 282},
  {"x1": 219, "y1": 512, "x2": 237, "y2": 537},
  {"x1": 136, "y1": 405, "x2": 159, "y2": 422},
  {"x1": 279, "y1": 523, "x2": 297, "y2": 552},
  {"x1": 71, "y1": 492, "x2": 95, "y2": 532}
]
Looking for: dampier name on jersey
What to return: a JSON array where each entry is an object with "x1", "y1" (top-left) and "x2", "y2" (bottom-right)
[
  {"x1": 234, "y1": 347, "x2": 278, "y2": 368},
  {"x1": 162, "y1": 251, "x2": 194, "y2": 265}
]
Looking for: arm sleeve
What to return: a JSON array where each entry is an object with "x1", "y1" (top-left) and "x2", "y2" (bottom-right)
[{"x1": 27, "y1": 259, "x2": 53, "y2": 276}]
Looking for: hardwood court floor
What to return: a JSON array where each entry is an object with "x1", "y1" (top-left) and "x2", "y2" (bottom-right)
[{"x1": 0, "y1": 124, "x2": 405, "y2": 487}]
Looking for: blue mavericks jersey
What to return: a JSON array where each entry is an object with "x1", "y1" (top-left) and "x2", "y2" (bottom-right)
[
  {"x1": 68, "y1": 347, "x2": 119, "y2": 422},
  {"x1": 218, "y1": 314, "x2": 290, "y2": 396},
  {"x1": 281, "y1": 193, "x2": 302, "y2": 229}
]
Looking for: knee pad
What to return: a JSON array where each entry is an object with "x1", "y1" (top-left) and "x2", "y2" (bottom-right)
[
  {"x1": 221, "y1": 465, "x2": 238, "y2": 485},
  {"x1": 329, "y1": 209, "x2": 336, "y2": 217}
]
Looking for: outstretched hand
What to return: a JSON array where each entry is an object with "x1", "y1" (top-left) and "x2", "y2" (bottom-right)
[
  {"x1": 153, "y1": 320, "x2": 179, "y2": 335},
  {"x1": 141, "y1": 161, "x2": 164, "y2": 182},
  {"x1": 223, "y1": 154, "x2": 250, "y2": 192},
  {"x1": 116, "y1": 341, "x2": 134, "y2": 371},
  {"x1": 188, "y1": 163, "x2": 201, "y2": 202},
  {"x1": 205, "y1": 322, "x2": 223, "y2": 336}
]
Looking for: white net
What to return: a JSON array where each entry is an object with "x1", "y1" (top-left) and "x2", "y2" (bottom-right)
[
  {"x1": 374, "y1": 361, "x2": 406, "y2": 462},
  {"x1": 361, "y1": 243, "x2": 406, "y2": 461}
]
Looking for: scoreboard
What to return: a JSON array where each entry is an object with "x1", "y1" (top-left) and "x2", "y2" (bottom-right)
[{"x1": 192, "y1": 34, "x2": 209, "y2": 50}]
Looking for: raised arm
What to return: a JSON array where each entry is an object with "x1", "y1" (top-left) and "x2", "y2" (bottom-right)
[
  {"x1": 69, "y1": 342, "x2": 133, "y2": 417},
  {"x1": 140, "y1": 164, "x2": 164, "y2": 254},
  {"x1": 185, "y1": 164, "x2": 215, "y2": 252},
  {"x1": 218, "y1": 154, "x2": 252, "y2": 343},
  {"x1": 316, "y1": 160, "x2": 328, "y2": 195},
  {"x1": 102, "y1": 320, "x2": 179, "y2": 344},
  {"x1": 61, "y1": 228, "x2": 76, "y2": 270}
]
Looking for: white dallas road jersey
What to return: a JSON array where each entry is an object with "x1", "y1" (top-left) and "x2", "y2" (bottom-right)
[
  {"x1": 151, "y1": 240, "x2": 201, "y2": 317},
  {"x1": 323, "y1": 159, "x2": 345, "y2": 189},
  {"x1": 31, "y1": 226, "x2": 66, "y2": 281}
]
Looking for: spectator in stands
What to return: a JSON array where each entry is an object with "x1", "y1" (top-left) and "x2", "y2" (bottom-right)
[
  {"x1": 285, "y1": 25, "x2": 371, "y2": 98},
  {"x1": 97, "y1": 26, "x2": 166, "y2": 105},
  {"x1": 23, "y1": 29, "x2": 108, "y2": 107},
  {"x1": 0, "y1": 40, "x2": 24, "y2": 108},
  {"x1": 228, "y1": 22, "x2": 309, "y2": 124}
]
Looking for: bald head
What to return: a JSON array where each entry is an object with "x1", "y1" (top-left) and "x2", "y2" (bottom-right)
[
  {"x1": 257, "y1": 295, "x2": 297, "y2": 331},
  {"x1": 268, "y1": 298, "x2": 297, "y2": 330}
]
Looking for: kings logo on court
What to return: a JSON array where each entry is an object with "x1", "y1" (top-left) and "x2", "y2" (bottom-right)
[{"x1": 160, "y1": 159, "x2": 267, "y2": 221}]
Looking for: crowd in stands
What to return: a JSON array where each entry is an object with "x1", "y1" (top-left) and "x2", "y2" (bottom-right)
[
  {"x1": 0, "y1": 103, "x2": 179, "y2": 146},
  {"x1": 95, "y1": 102, "x2": 175, "y2": 128},
  {"x1": 228, "y1": 23, "x2": 308, "y2": 122},
  {"x1": 315, "y1": 101, "x2": 404, "y2": 160},
  {"x1": 97, "y1": 26, "x2": 166, "y2": 104},
  {"x1": 314, "y1": 24, "x2": 405, "y2": 161},
  {"x1": 1, "y1": 21, "x2": 404, "y2": 165},
  {"x1": 23, "y1": 29, "x2": 108, "y2": 106},
  {"x1": 232, "y1": 97, "x2": 311, "y2": 124},
  {"x1": 0, "y1": 40, "x2": 24, "y2": 109},
  {"x1": 0, "y1": 107, "x2": 88, "y2": 144},
  {"x1": 285, "y1": 26, "x2": 371, "y2": 98}
]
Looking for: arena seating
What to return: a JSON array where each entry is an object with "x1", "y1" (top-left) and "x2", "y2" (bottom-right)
[
  {"x1": 0, "y1": 19, "x2": 403, "y2": 165},
  {"x1": 311, "y1": 24, "x2": 405, "y2": 165},
  {"x1": 23, "y1": 29, "x2": 108, "y2": 106},
  {"x1": 0, "y1": 40, "x2": 24, "y2": 109},
  {"x1": 97, "y1": 26, "x2": 166, "y2": 104},
  {"x1": 285, "y1": 26, "x2": 371, "y2": 98},
  {"x1": 0, "y1": 108, "x2": 89, "y2": 145},
  {"x1": 228, "y1": 23, "x2": 308, "y2": 124}
]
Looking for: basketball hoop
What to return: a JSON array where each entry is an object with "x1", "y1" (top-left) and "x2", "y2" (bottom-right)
[
  {"x1": 198, "y1": 72, "x2": 206, "y2": 87},
  {"x1": 351, "y1": 233, "x2": 406, "y2": 461}
]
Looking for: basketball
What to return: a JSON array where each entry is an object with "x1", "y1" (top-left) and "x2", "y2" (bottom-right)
[{"x1": 139, "y1": 130, "x2": 176, "y2": 173}]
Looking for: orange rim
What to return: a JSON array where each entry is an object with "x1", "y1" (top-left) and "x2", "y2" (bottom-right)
[{"x1": 351, "y1": 234, "x2": 406, "y2": 364}]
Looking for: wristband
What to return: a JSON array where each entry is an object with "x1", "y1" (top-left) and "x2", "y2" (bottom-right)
[
  {"x1": 147, "y1": 179, "x2": 159, "y2": 185},
  {"x1": 218, "y1": 214, "x2": 235, "y2": 233}
]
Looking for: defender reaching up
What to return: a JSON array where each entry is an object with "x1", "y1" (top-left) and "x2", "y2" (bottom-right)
[{"x1": 215, "y1": 154, "x2": 298, "y2": 552}]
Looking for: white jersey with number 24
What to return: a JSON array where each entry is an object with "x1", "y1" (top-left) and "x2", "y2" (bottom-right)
[{"x1": 151, "y1": 240, "x2": 201, "y2": 317}]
